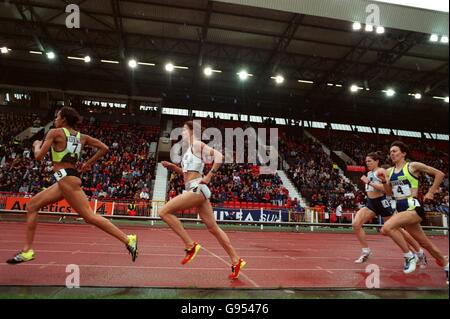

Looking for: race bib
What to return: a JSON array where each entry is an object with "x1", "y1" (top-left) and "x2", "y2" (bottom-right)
[
  {"x1": 381, "y1": 199, "x2": 391, "y2": 209},
  {"x1": 53, "y1": 169, "x2": 68, "y2": 182},
  {"x1": 408, "y1": 198, "x2": 421, "y2": 208},
  {"x1": 392, "y1": 184, "x2": 412, "y2": 198}
]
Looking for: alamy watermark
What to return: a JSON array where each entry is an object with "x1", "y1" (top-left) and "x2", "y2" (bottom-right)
[
  {"x1": 365, "y1": 264, "x2": 380, "y2": 289},
  {"x1": 65, "y1": 4, "x2": 80, "y2": 29},
  {"x1": 2, "y1": 2, "x2": 381, "y2": 31},
  {"x1": 66, "y1": 264, "x2": 80, "y2": 288},
  {"x1": 365, "y1": 4, "x2": 381, "y2": 28},
  {"x1": 170, "y1": 120, "x2": 279, "y2": 174}
]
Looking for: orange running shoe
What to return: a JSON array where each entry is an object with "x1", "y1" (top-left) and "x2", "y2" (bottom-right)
[
  {"x1": 229, "y1": 258, "x2": 247, "y2": 280},
  {"x1": 181, "y1": 242, "x2": 201, "y2": 265}
]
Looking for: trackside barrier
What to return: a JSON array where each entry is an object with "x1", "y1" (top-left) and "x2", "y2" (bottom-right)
[
  {"x1": 0, "y1": 195, "x2": 447, "y2": 233},
  {"x1": 0, "y1": 209, "x2": 448, "y2": 232},
  {"x1": 443, "y1": 214, "x2": 448, "y2": 235},
  {"x1": 0, "y1": 195, "x2": 165, "y2": 217}
]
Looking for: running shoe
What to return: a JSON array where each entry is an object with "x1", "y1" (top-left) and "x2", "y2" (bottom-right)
[
  {"x1": 229, "y1": 258, "x2": 247, "y2": 280},
  {"x1": 417, "y1": 251, "x2": 428, "y2": 269},
  {"x1": 181, "y1": 242, "x2": 201, "y2": 265},
  {"x1": 126, "y1": 234, "x2": 138, "y2": 262},
  {"x1": 6, "y1": 250, "x2": 35, "y2": 264},
  {"x1": 403, "y1": 254, "x2": 418, "y2": 274},
  {"x1": 354, "y1": 251, "x2": 372, "y2": 264},
  {"x1": 444, "y1": 262, "x2": 449, "y2": 285}
]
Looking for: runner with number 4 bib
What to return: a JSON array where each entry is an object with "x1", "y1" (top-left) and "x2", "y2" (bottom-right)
[
  {"x1": 352, "y1": 152, "x2": 427, "y2": 266},
  {"x1": 377, "y1": 141, "x2": 448, "y2": 284}
]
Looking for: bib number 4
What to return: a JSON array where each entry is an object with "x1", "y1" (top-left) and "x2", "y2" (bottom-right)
[{"x1": 394, "y1": 184, "x2": 411, "y2": 197}]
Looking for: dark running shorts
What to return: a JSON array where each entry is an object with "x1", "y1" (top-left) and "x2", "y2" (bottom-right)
[
  {"x1": 395, "y1": 197, "x2": 425, "y2": 220},
  {"x1": 366, "y1": 196, "x2": 394, "y2": 217}
]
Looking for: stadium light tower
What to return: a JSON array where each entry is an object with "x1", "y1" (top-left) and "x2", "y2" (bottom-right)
[
  {"x1": 238, "y1": 70, "x2": 249, "y2": 81},
  {"x1": 352, "y1": 22, "x2": 361, "y2": 30},
  {"x1": 128, "y1": 59, "x2": 138, "y2": 69},
  {"x1": 204, "y1": 67, "x2": 213, "y2": 77},
  {"x1": 385, "y1": 89, "x2": 396, "y2": 97},
  {"x1": 430, "y1": 34, "x2": 439, "y2": 42},
  {"x1": 274, "y1": 75, "x2": 284, "y2": 84},
  {"x1": 46, "y1": 51, "x2": 56, "y2": 60},
  {"x1": 165, "y1": 63, "x2": 175, "y2": 72}
]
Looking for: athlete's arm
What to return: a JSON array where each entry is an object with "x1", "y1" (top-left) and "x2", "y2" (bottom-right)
[
  {"x1": 376, "y1": 168, "x2": 393, "y2": 196},
  {"x1": 196, "y1": 141, "x2": 224, "y2": 184},
  {"x1": 410, "y1": 161, "x2": 445, "y2": 201},
  {"x1": 162, "y1": 161, "x2": 183, "y2": 175},
  {"x1": 33, "y1": 129, "x2": 57, "y2": 161},
  {"x1": 368, "y1": 168, "x2": 389, "y2": 192},
  {"x1": 82, "y1": 135, "x2": 109, "y2": 169}
]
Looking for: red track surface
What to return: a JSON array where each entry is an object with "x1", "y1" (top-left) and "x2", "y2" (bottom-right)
[{"x1": 0, "y1": 222, "x2": 448, "y2": 289}]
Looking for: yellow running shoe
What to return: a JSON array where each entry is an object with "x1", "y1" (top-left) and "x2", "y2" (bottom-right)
[
  {"x1": 126, "y1": 235, "x2": 138, "y2": 262},
  {"x1": 6, "y1": 250, "x2": 35, "y2": 264}
]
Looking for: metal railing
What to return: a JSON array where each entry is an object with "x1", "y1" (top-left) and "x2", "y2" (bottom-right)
[{"x1": 1, "y1": 209, "x2": 448, "y2": 233}]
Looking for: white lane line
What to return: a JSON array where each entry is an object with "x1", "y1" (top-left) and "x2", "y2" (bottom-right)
[
  {"x1": 316, "y1": 266, "x2": 334, "y2": 274},
  {"x1": 0, "y1": 249, "x2": 377, "y2": 260},
  {"x1": 39, "y1": 261, "x2": 56, "y2": 269},
  {"x1": 0, "y1": 263, "x2": 444, "y2": 273},
  {"x1": 153, "y1": 228, "x2": 261, "y2": 288},
  {"x1": 201, "y1": 245, "x2": 260, "y2": 288}
]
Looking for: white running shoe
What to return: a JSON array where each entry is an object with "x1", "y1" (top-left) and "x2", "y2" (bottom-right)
[
  {"x1": 417, "y1": 252, "x2": 428, "y2": 269},
  {"x1": 444, "y1": 262, "x2": 449, "y2": 285},
  {"x1": 354, "y1": 251, "x2": 372, "y2": 264},
  {"x1": 403, "y1": 254, "x2": 418, "y2": 274}
]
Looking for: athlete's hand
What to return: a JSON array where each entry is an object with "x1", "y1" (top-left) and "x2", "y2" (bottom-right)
[
  {"x1": 33, "y1": 140, "x2": 42, "y2": 148},
  {"x1": 80, "y1": 163, "x2": 92, "y2": 172},
  {"x1": 360, "y1": 175, "x2": 370, "y2": 184},
  {"x1": 200, "y1": 174, "x2": 212, "y2": 185},
  {"x1": 423, "y1": 191, "x2": 435, "y2": 202},
  {"x1": 162, "y1": 161, "x2": 172, "y2": 169},
  {"x1": 376, "y1": 170, "x2": 387, "y2": 183}
]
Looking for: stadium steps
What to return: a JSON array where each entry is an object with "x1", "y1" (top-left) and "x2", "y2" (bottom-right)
[
  {"x1": 277, "y1": 170, "x2": 307, "y2": 207},
  {"x1": 304, "y1": 129, "x2": 359, "y2": 191},
  {"x1": 152, "y1": 163, "x2": 168, "y2": 203}
]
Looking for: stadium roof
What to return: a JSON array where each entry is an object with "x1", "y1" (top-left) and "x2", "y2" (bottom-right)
[{"x1": 0, "y1": 0, "x2": 448, "y2": 132}]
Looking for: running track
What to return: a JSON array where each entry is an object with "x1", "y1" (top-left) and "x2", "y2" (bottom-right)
[{"x1": 0, "y1": 222, "x2": 448, "y2": 289}]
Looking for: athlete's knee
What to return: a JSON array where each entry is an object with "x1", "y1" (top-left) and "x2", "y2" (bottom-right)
[
  {"x1": 83, "y1": 214, "x2": 100, "y2": 225},
  {"x1": 206, "y1": 223, "x2": 220, "y2": 234},
  {"x1": 158, "y1": 207, "x2": 170, "y2": 219},
  {"x1": 380, "y1": 225, "x2": 392, "y2": 236},
  {"x1": 26, "y1": 201, "x2": 39, "y2": 214},
  {"x1": 352, "y1": 220, "x2": 362, "y2": 230}
]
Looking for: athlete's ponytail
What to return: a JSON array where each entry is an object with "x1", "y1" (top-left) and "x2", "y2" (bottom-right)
[
  {"x1": 59, "y1": 106, "x2": 82, "y2": 127},
  {"x1": 184, "y1": 120, "x2": 205, "y2": 139},
  {"x1": 367, "y1": 151, "x2": 384, "y2": 164}
]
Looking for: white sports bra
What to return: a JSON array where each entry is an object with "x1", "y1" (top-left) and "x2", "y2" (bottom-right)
[
  {"x1": 181, "y1": 145, "x2": 204, "y2": 174},
  {"x1": 365, "y1": 169, "x2": 382, "y2": 192}
]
